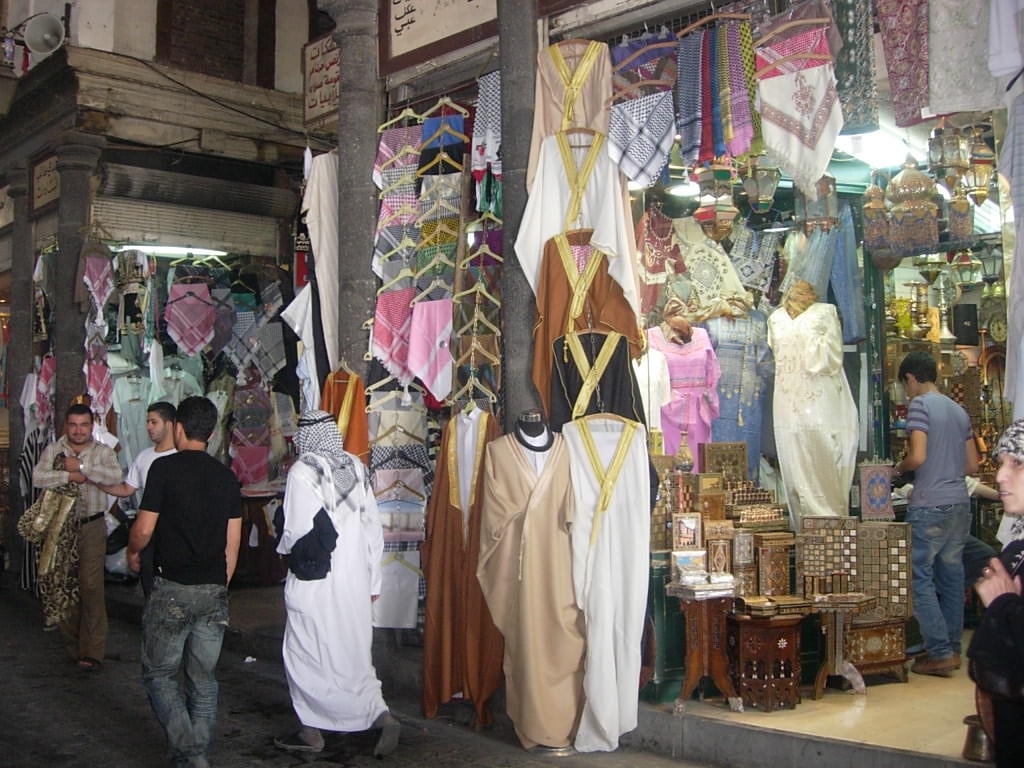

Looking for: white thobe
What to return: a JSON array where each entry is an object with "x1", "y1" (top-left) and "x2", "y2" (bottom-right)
[
  {"x1": 767, "y1": 303, "x2": 858, "y2": 531},
  {"x1": 563, "y1": 416, "x2": 650, "y2": 753},
  {"x1": 515, "y1": 134, "x2": 640, "y2": 318},
  {"x1": 277, "y1": 460, "x2": 388, "y2": 731},
  {"x1": 280, "y1": 284, "x2": 321, "y2": 411},
  {"x1": 302, "y1": 152, "x2": 340, "y2": 372}
]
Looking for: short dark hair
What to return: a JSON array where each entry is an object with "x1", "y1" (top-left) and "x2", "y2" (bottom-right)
[
  {"x1": 147, "y1": 401, "x2": 177, "y2": 423},
  {"x1": 175, "y1": 396, "x2": 218, "y2": 442},
  {"x1": 65, "y1": 403, "x2": 94, "y2": 422},
  {"x1": 898, "y1": 350, "x2": 937, "y2": 384}
]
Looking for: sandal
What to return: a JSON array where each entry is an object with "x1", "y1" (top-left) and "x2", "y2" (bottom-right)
[
  {"x1": 77, "y1": 656, "x2": 102, "y2": 670},
  {"x1": 273, "y1": 732, "x2": 323, "y2": 754}
]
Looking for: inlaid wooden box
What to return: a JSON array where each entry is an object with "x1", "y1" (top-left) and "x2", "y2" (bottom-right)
[
  {"x1": 844, "y1": 617, "x2": 908, "y2": 683},
  {"x1": 755, "y1": 532, "x2": 795, "y2": 596},
  {"x1": 700, "y1": 442, "x2": 748, "y2": 484}
]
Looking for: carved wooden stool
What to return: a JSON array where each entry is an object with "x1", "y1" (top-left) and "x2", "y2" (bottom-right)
[{"x1": 727, "y1": 613, "x2": 804, "y2": 711}]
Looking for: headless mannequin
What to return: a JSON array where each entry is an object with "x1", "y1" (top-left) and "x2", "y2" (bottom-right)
[
  {"x1": 785, "y1": 279, "x2": 817, "y2": 319},
  {"x1": 515, "y1": 408, "x2": 553, "y2": 452}
]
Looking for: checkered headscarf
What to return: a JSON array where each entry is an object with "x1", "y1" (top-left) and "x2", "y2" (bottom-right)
[
  {"x1": 997, "y1": 419, "x2": 1024, "y2": 464},
  {"x1": 295, "y1": 410, "x2": 358, "y2": 507}
]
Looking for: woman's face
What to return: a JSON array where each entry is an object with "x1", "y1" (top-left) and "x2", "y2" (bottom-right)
[{"x1": 996, "y1": 453, "x2": 1024, "y2": 516}]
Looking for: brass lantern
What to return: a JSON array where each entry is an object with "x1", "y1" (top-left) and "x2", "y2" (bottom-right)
[
  {"x1": 885, "y1": 155, "x2": 939, "y2": 255},
  {"x1": 695, "y1": 158, "x2": 737, "y2": 198},
  {"x1": 927, "y1": 119, "x2": 969, "y2": 193},
  {"x1": 963, "y1": 126, "x2": 996, "y2": 207},
  {"x1": 741, "y1": 156, "x2": 782, "y2": 214},
  {"x1": 951, "y1": 248, "x2": 984, "y2": 286}
]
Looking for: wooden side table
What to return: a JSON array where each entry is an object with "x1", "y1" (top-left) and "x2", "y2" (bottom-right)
[
  {"x1": 666, "y1": 589, "x2": 743, "y2": 712},
  {"x1": 812, "y1": 594, "x2": 876, "y2": 699},
  {"x1": 727, "y1": 613, "x2": 804, "y2": 712}
]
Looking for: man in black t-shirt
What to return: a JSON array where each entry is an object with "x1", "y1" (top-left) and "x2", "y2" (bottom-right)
[{"x1": 127, "y1": 396, "x2": 242, "y2": 768}]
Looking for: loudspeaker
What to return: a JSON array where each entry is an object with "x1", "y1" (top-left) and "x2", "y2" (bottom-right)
[
  {"x1": 23, "y1": 14, "x2": 65, "y2": 55},
  {"x1": 953, "y1": 304, "x2": 979, "y2": 346}
]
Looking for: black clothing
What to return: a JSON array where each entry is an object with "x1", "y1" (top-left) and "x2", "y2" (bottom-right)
[
  {"x1": 140, "y1": 450, "x2": 242, "y2": 586},
  {"x1": 288, "y1": 507, "x2": 338, "y2": 581}
]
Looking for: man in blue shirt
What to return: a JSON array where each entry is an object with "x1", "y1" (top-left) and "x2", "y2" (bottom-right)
[{"x1": 895, "y1": 351, "x2": 979, "y2": 677}]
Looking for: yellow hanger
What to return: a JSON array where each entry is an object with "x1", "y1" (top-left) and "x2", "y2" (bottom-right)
[
  {"x1": 377, "y1": 267, "x2": 415, "y2": 294},
  {"x1": 416, "y1": 148, "x2": 463, "y2": 176},
  {"x1": 466, "y1": 210, "x2": 503, "y2": 229},
  {"x1": 416, "y1": 196, "x2": 463, "y2": 224},
  {"x1": 461, "y1": 242, "x2": 504, "y2": 267},
  {"x1": 455, "y1": 336, "x2": 501, "y2": 366},
  {"x1": 417, "y1": 122, "x2": 470, "y2": 150},
  {"x1": 453, "y1": 281, "x2": 502, "y2": 308},
  {"x1": 420, "y1": 96, "x2": 469, "y2": 118},
  {"x1": 448, "y1": 373, "x2": 498, "y2": 404},
  {"x1": 377, "y1": 173, "x2": 418, "y2": 200},
  {"x1": 377, "y1": 235, "x2": 419, "y2": 262},
  {"x1": 409, "y1": 276, "x2": 454, "y2": 306},
  {"x1": 378, "y1": 106, "x2": 423, "y2": 133},
  {"x1": 455, "y1": 305, "x2": 501, "y2": 337},
  {"x1": 379, "y1": 144, "x2": 420, "y2": 171},
  {"x1": 365, "y1": 386, "x2": 427, "y2": 413}
]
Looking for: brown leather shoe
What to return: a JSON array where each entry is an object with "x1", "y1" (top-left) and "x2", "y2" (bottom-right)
[
  {"x1": 954, "y1": 653, "x2": 962, "y2": 670},
  {"x1": 911, "y1": 654, "x2": 957, "y2": 677}
]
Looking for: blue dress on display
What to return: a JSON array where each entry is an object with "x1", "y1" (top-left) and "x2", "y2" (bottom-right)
[{"x1": 703, "y1": 309, "x2": 772, "y2": 483}]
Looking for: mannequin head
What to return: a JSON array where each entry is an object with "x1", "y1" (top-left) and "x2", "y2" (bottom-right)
[
  {"x1": 784, "y1": 279, "x2": 818, "y2": 318},
  {"x1": 661, "y1": 296, "x2": 692, "y2": 343}
]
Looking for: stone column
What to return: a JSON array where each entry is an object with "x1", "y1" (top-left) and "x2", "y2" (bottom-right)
[
  {"x1": 320, "y1": 0, "x2": 383, "y2": 376},
  {"x1": 53, "y1": 132, "x2": 105, "y2": 418},
  {"x1": 497, "y1": 0, "x2": 540, "y2": 430},
  {"x1": 4, "y1": 162, "x2": 30, "y2": 575}
]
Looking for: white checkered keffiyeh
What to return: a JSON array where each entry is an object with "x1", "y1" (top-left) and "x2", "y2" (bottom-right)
[{"x1": 606, "y1": 90, "x2": 676, "y2": 188}]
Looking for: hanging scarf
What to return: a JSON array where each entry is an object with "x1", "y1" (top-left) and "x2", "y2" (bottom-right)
[{"x1": 295, "y1": 410, "x2": 359, "y2": 509}]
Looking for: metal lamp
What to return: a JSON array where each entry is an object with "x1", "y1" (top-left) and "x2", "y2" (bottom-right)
[
  {"x1": 964, "y1": 127, "x2": 996, "y2": 207},
  {"x1": 927, "y1": 119, "x2": 969, "y2": 193},
  {"x1": 794, "y1": 174, "x2": 839, "y2": 232},
  {"x1": 951, "y1": 248, "x2": 984, "y2": 286},
  {"x1": 741, "y1": 156, "x2": 782, "y2": 214}
]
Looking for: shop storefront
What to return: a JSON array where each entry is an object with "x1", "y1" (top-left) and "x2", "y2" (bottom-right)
[{"x1": 2, "y1": 0, "x2": 1018, "y2": 765}]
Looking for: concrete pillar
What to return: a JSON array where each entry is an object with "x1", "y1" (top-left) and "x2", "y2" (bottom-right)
[
  {"x1": 53, "y1": 132, "x2": 105, "y2": 419},
  {"x1": 497, "y1": 0, "x2": 540, "y2": 431},
  {"x1": 5, "y1": 162, "x2": 30, "y2": 575},
  {"x1": 319, "y1": 0, "x2": 383, "y2": 377}
]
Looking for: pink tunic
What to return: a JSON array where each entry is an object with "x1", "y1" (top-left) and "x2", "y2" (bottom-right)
[{"x1": 646, "y1": 325, "x2": 721, "y2": 469}]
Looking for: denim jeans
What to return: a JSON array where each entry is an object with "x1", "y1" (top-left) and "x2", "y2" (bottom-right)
[
  {"x1": 142, "y1": 577, "x2": 229, "y2": 766},
  {"x1": 907, "y1": 503, "x2": 971, "y2": 659}
]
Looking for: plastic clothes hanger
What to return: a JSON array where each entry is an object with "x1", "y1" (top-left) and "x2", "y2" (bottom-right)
[
  {"x1": 420, "y1": 96, "x2": 469, "y2": 118},
  {"x1": 378, "y1": 106, "x2": 423, "y2": 132}
]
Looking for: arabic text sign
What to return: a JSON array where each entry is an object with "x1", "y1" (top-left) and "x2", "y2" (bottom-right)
[
  {"x1": 386, "y1": 0, "x2": 497, "y2": 60},
  {"x1": 304, "y1": 33, "x2": 340, "y2": 129},
  {"x1": 32, "y1": 155, "x2": 59, "y2": 213}
]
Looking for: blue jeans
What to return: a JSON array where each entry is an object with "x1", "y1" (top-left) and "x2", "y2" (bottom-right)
[
  {"x1": 907, "y1": 503, "x2": 971, "y2": 659},
  {"x1": 142, "y1": 577, "x2": 229, "y2": 766}
]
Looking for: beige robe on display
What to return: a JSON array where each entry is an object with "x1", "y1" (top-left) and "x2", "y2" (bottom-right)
[
  {"x1": 477, "y1": 434, "x2": 586, "y2": 750},
  {"x1": 528, "y1": 39, "x2": 612, "y2": 189}
]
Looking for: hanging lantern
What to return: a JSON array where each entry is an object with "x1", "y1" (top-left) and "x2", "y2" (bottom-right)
[
  {"x1": 951, "y1": 248, "x2": 984, "y2": 286},
  {"x1": 963, "y1": 126, "x2": 995, "y2": 207},
  {"x1": 946, "y1": 187, "x2": 974, "y2": 242},
  {"x1": 695, "y1": 158, "x2": 737, "y2": 198},
  {"x1": 863, "y1": 171, "x2": 891, "y2": 253},
  {"x1": 741, "y1": 156, "x2": 782, "y2": 214},
  {"x1": 794, "y1": 174, "x2": 838, "y2": 232},
  {"x1": 885, "y1": 155, "x2": 939, "y2": 255},
  {"x1": 927, "y1": 119, "x2": 970, "y2": 193}
]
